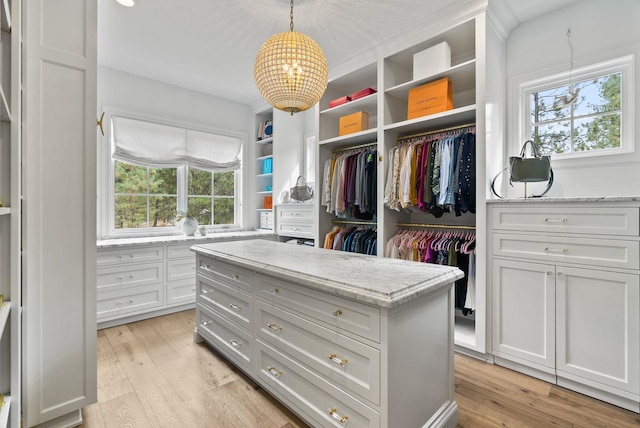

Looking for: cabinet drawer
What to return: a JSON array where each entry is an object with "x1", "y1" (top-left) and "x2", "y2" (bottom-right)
[
  {"x1": 493, "y1": 233, "x2": 640, "y2": 270},
  {"x1": 256, "y1": 340, "x2": 380, "y2": 428},
  {"x1": 198, "y1": 275, "x2": 252, "y2": 330},
  {"x1": 257, "y1": 274, "x2": 380, "y2": 342},
  {"x1": 97, "y1": 245, "x2": 164, "y2": 266},
  {"x1": 277, "y1": 206, "x2": 314, "y2": 221},
  {"x1": 97, "y1": 284, "x2": 163, "y2": 320},
  {"x1": 197, "y1": 256, "x2": 254, "y2": 292},
  {"x1": 492, "y1": 206, "x2": 640, "y2": 236},
  {"x1": 167, "y1": 257, "x2": 197, "y2": 281},
  {"x1": 257, "y1": 300, "x2": 380, "y2": 405},
  {"x1": 197, "y1": 304, "x2": 251, "y2": 371},
  {"x1": 277, "y1": 222, "x2": 314, "y2": 238},
  {"x1": 97, "y1": 262, "x2": 164, "y2": 291},
  {"x1": 166, "y1": 278, "x2": 196, "y2": 306},
  {"x1": 167, "y1": 243, "x2": 196, "y2": 259}
]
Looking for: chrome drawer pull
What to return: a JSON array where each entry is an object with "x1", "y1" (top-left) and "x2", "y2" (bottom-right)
[
  {"x1": 328, "y1": 408, "x2": 349, "y2": 424},
  {"x1": 229, "y1": 303, "x2": 241, "y2": 311},
  {"x1": 230, "y1": 339, "x2": 241, "y2": 349},
  {"x1": 271, "y1": 288, "x2": 280, "y2": 295},
  {"x1": 544, "y1": 217, "x2": 567, "y2": 223},
  {"x1": 333, "y1": 309, "x2": 343, "y2": 317},
  {"x1": 201, "y1": 289, "x2": 210, "y2": 295},
  {"x1": 544, "y1": 247, "x2": 568, "y2": 253},
  {"x1": 328, "y1": 353, "x2": 348, "y2": 366},
  {"x1": 201, "y1": 320, "x2": 210, "y2": 326},
  {"x1": 547, "y1": 271, "x2": 554, "y2": 276},
  {"x1": 267, "y1": 366, "x2": 282, "y2": 377},
  {"x1": 232, "y1": 274, "x2": 239, "y2": 280},
  {"x1": 267, "y1": 323, "x2": 282, "y2": 333}
]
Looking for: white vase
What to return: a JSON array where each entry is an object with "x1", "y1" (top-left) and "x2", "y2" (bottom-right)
[{"x1": 181, "y1": 217, "x2": 198, "y2": 236}]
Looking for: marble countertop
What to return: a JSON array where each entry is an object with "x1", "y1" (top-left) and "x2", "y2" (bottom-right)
[
  {"x1": 191, "y1": 240, "x2": 463, "y2": 308},
  {"x1": 486, "y1": 196, "x2": 640, "y2": 203},
  {"x1": 97, "y1": 229, "x2": 273, "y2": 249}
]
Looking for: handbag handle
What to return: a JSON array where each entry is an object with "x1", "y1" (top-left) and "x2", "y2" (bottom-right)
[
  {"x1": 519, "y1": 140, "x2": 542, "y2": 158},
  {"x1": 491, "y1": 167, "x2": 554, "y2": 199}
]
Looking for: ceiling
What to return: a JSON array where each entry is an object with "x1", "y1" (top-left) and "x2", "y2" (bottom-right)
[{"x1": 98, "y1": 0, "x2": 580, "y2": 109}]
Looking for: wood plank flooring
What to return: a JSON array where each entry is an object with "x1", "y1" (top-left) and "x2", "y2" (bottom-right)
[{"x1": 81, "y1": 310, "x2": 640, "y2": 428}]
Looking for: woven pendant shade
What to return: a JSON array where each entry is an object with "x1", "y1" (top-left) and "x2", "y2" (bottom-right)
[{"x1": 254, "y1": 1, "x2": 328, "y2": 114}]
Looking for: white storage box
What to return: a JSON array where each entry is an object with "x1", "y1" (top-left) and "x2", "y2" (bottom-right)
[
  {"x1": 260, "y1": 211, "x2": 273, "y2": 229},
  {"x1": 413, "y1": 41, "x2": 451, "y2": 81}
]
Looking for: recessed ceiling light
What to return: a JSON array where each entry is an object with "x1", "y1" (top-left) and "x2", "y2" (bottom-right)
[{"x1": 116, "y1": 0, "x2": 135, "y2": 7}]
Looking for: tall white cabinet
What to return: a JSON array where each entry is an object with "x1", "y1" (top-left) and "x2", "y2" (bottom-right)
[
  {"x1": 314, "y1": 6, "x2": 505, "y2": 355},
  {"x1": 21, "y1": 1, "x2": 97, "y2": 426}
]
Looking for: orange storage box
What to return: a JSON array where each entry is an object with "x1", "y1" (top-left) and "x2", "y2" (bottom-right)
[
  {"x1": 263, "y1": 195, "x2": 273, "y2": 209},
  {"x1": 407, "y1": 78, "x2": 453, "y2": 120},
  {"x1": 339, "y1": 111, "x2": 369, "y2": 136}
]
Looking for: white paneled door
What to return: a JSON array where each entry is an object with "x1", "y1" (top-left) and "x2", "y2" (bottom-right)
[{"x1": 22, "y1": 0, "x2": 97, "y2": 426}]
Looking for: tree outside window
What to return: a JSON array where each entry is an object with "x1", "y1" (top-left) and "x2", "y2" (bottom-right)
[{"x1": 187, "y1": 168, "x2": 236, "y2": 225}]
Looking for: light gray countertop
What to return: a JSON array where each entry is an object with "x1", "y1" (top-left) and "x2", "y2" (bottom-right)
[
  {"x1": 97, "y1": 229, "x2": 273, "y2": 249},
  {"x1": 191, "y1": 240, "x2": 463, "y2": 308},
  {"x1": 486, "y1": 196, "x2": 640, "y2": 203}
]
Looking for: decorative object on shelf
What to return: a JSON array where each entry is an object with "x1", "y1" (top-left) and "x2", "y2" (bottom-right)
[
  {"x1": 413, "y1": 42, "x2": 451, "y2": 81},
  {"x1": 176, "y1": 208, "x2": 210, "y2": 236},
  {"x1": 339, "y1": 111, "x2": 369, "y2": 136},
  {"x1": 407, "y1": 77, "x2": 453, "y2": 120},
  {"x1": 262, "y1": 157, "x2": 273, "y2": 174},
  {"x1": 349, "y1": 87, "x2": 377, "y2": 101},
  {"x1": 265, "y1": 185, "x2": 272, "y2": 191},
  {"x1": 258, "y1": 120, "x2": 273, "y2": 140},
  {"x1": 263, "y1": 195, "x2": 273, "y2": 209},
  {"x1": 290, "y1": 176, "x2": 314, "y2": 202},
  {"x1": 491, "y1": 140, "x2": 554, "y2": 199},
  {"x1": 329, "y1": 96, "x2": 351, "y2": 108},
  {"x1": 254, "y1": 0, "x2": 328, "y2": 114}
]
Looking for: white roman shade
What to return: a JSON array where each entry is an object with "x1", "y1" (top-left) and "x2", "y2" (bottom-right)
[{"x1": 111, "y1": 115, "x2": 242, "y2": 171}]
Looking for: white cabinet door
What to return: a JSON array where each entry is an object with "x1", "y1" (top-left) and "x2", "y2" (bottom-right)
[
  {"x1": 556, "y1": 267, "x2": 640, "y2": 395},
  {"x1": 492, "y1": 259, "x2": 555, "y2": 371},
  {"x1": 22, "y1": 0, "x2": 97, "y2": 426}
]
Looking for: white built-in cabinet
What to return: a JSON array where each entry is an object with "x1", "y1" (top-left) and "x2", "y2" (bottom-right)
[
  {"x1": 0, "y1": 1, "x2": 20, "y2": 427},
  {"x1": 21, "y1": 1, "x2": 98, "y2": 426},
  {"x1": 255, "y1": 109, "x2": 274, "y2": 231},
  {"x1": 314, "y1": 8, "x2": 505, "y2": 355},
  {"x1": 489, "y1": 200, "x2": 640, "y2": 413}
]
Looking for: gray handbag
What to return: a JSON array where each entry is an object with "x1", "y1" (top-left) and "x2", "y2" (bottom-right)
[
  {"x1": 290, "y1": 176, "x2": 314, "y2": 202},
  {"x1": 491, "y1": 140, "x2": 554, "y2": 198}
]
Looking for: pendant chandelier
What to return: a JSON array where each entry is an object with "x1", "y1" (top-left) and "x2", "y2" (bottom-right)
[{"x1": 254, "y1": 0, "x2": 328, "y2": 114}]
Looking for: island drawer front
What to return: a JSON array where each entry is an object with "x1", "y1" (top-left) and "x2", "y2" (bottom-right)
[
  {"x1": 167, "y1": 243, "x2": 196, "y2": 259},
  {"x1": 198, "y1": 275, "x2": 252, "y2": 330},
  {"x1": 492, "y1": 206, "x2": 640, "y2": 236},
  {"x1": 197, "y1": 256, "x2": 254, "y2": 292},
  {"x1": 97, "y1": 284, "x2": 163, "y2": 320},
  {"x1": 493, "y1": 233, "x2": 640, "y2": 270},
  {"x1": 97, "y1": 245, "x2": 164, "y2": 267},
  {"x1": 256, "y1": 339, "x2": 380, "y2": 428},
  {"x1": 167, "y1": 258, "x2": 197, "y2": 282},
  {"x1": 256, "y1": 274, "x2": 380, "y2": 343},
  {"x1": 197, "y1": 304, "x2": 251, "y2": 371},
  {"x1": 166, "y1": 278, "x2": 196, "y2": 306},
  {"x1": 97, "y1": 262, "x2": 164, "y2": 291},
  {"x1": 256, "y1": 300, "x2": 380, "y2": 405}
]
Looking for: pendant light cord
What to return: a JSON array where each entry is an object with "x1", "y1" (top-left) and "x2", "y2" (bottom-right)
[{"x1": 290, "y1": 0, "x2": 294, "y2": 32}]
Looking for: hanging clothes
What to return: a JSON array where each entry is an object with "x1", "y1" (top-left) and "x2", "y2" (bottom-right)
[
  {"x1": 323, "y1": 225, "x2": 377, "y2": 255},
  {"x1": 384, "y1": 128, "x2": 476, "y2": 217},
  {"x1": 385, "y1": 227, "x2": 476, "y2": 314}
]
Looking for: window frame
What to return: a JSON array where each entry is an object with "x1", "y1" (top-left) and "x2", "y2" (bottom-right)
[
  {"x1": 98, "y1": 110, "x2": 243, "y2": 239},
  {"x1": 519, "y1": 55, "x2": 634, "y2": 161}
]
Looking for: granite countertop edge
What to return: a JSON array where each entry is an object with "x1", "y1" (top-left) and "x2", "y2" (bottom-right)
[{"x1": 97, "y1": 229, "x2": 274, "y2": 249}]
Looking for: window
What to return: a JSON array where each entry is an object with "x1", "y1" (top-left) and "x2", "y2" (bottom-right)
[
  {"x1": 522, "y1": 55, "x2": 633, "y2": 159},
  {"x1": 104, "y1": 114, "x2": 243, "y2": 236}
]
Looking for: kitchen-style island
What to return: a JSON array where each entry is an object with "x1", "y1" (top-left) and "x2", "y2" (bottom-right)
[{"x1": 191, "y1": 239, "x2": 463, "y2": 428}]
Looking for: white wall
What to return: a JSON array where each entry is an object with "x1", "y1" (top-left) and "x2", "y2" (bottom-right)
[
  {"x1": 504, "y1": 0, "x2": 640, "y2": 198},
  {"x1": 97, "y1": 66, "x2": 253, "y2": 235}
]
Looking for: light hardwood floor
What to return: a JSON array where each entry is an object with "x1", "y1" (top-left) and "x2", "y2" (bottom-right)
[{"x1": 81, "y1": 310, "x2": 640, "y2": 428}]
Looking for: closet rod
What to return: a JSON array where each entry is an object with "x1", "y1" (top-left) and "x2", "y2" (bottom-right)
[
  {"x1": 397, "y1": 122, "x2": 476, "y2": 142},
  {"x1": 396, "y1": 222, "x2": 476, "y2": 230},
  {"x1": 331, "y1": 141, "x2": 377, "y2": 154},
  {"x1": 332, "y1": 219, "x2": 377, "y2": 226}
]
